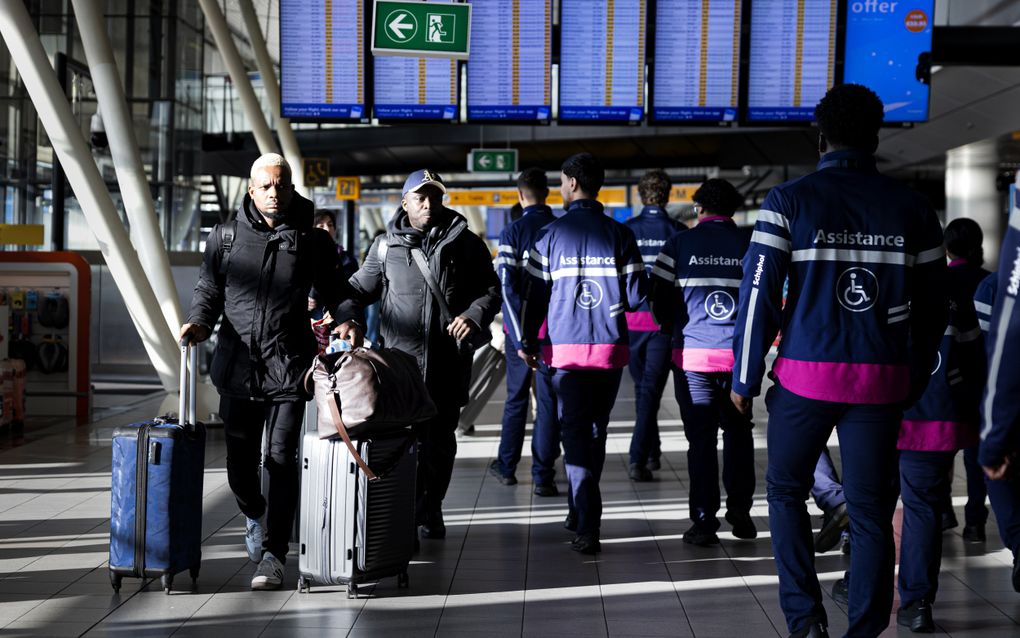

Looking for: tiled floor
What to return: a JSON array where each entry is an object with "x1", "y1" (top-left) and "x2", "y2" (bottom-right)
[{"x1": 1, "y1": 376, "x2": 1019, "y2": 637}]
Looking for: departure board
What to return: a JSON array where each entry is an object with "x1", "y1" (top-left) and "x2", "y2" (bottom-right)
[
  {"x1": 374, "y1": 56, "x2": 459, "y2": 120},
  {"x1": 559, "y1": 0, "x2": 647, "y2": 122},
  {"x1": 467, "y1": 0, "x2": 552, "y2": 122},
  {"x1": 844, "y1": 0, "x2": 933, "y2": 123},
  {"x1": 279, "y1": 0, "x2": 366, "y2": 120},
  {"x1": 651, "y1": 0, "x2": 741, "y2": 123},
  {"x1": 747, "y1": 0, "x2": 838, "y2": 122}
]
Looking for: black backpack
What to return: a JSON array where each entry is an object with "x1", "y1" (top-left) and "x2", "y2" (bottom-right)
[{"x1": 38, "y1": 291, "x2": 69, "y2": 329}]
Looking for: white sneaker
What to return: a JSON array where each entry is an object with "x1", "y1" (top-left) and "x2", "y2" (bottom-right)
[
  {"x1": 245, "y1": 517, "x2": 265, "y2": 563},
  {"x1": 251, "y1": 551, "x2": 284, "y2": 590}
]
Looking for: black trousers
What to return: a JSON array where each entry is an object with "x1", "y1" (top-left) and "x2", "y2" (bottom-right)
[
  {"x1": 414, "y1": 400, "x2": 462, "y2": 521},
  {"x1": 221, "y1": 396, "x2": 305, "y2": 563}
]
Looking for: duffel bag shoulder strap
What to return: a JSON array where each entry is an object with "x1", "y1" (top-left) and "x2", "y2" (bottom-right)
[{"x1": 325, "y1": 398, "x2": 379, "y2": 482}]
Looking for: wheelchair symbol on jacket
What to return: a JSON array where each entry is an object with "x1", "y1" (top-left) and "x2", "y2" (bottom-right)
[
  {"x1": 574, "y1": 279, "x2": 604, "y2": 310},
  {"x1": 836, "y1": 267, "x2": 878, "y2": 312},
  {"x1": 704, "y1": 290, "x2": 735, "y2": 321}
]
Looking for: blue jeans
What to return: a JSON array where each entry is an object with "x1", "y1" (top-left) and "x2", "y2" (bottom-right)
[
  {"x1": 553, "y1": 368, "x2": 623, "y2": 537},
  {"x1": 675, "y1": 369, "x2": 755, "y2": 532},
  {"x1": 812, "y1": 448, "x2": 846, "y2": 513},
  {"x1": 898, "y1": 450, "x2": 954, "y2": 607},
  {"x1": 765, "y1": 383, "x2": 900, "y2": 638},
  {"x1": 627, "y1": 331, "x2": 671, "y2": 465},
  {"x1": 496, "y1": 350, "x2": 561, "y2": 484}
]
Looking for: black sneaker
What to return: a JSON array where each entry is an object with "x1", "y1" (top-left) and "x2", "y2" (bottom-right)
[
  {"x1": 941, "y1": 509, "x2": 959, "y2": 532},
  {"x1": 420, "y1": 511, "x2": 446, "y2": 540},
  {"x1": 564, "y1": 511, "x2": 578, "y2": 532},
  {"x1": 831, "y1": 573, "x2": 849, "y2": 605},
  {"x1": 628, "y1": 463, "x2": 653, "y2": 482},
  {"x1": 896, "y1": 600, "x2": 934, "y2": 633},
  {"x1": 962, "y1": 525, "x2": 986, "y2": 543},
  {"x1": 789, "y1": 621, "x2": 829, "y2": 638},
  {"x1": 534, "y1": 482, "x2": 559, "y2": 497},
  {"x1": 488, "y1": 460, "x2": 518, "y2": 486},
  {"x1": 682, "y1": 525, "x2": 720, "y2": 547},
  {"x1": 571, "y1": 533, "x2": 601, "y2": 555},
  {"x1": 725, "y1": 511, "x2": 758, "y2": 539},
  {"x1": 647, "y1": 456, "x2": 661, "y2": 471},
  {"x1": 814, "y1": 502, "x2": 849, "y2": 552}
]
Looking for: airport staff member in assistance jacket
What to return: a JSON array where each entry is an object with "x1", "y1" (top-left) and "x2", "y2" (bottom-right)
[
  {"x1": 520, "y1": 153, "x2": 646, "y2": 555},
  {"x1": 348, "y1": 169, "x2": 501, "y2": 541},
  {"x1": 489, "y1": 167, "x2": 561, "y2": 494},
  {"x1": 182, "y1": 153, "x2": 363, "y2": 591},
  {"x1": 729, "y1": 85, "x2": 947, "y2": 638},
  {"x1": 624, "y1": 170, "x2": 685, "y2": 482},
  {"x1": 651, "y1": 178, "x2": 756, "y2": 547},
  {"x1": 979, "y1": 205, "x2": 1020, "y2": 593}
]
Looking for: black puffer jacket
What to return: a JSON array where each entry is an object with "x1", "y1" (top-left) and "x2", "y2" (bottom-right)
[
  {"x1": 188, "y1": 193, "x2": 357, "y2": 401},
  {"x1": 348, "y1": 206, "x2": 501, "y2": 407}
]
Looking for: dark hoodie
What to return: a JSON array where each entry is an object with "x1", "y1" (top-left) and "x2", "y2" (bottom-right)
[
  {"x1": 347, "y1": 205, "x2": 501, "y2": 407},
  {"x1": 188, "y1": 192, "x2": 358, "y2": 401}
]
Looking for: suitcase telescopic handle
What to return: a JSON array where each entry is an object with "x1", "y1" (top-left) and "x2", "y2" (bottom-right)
[{"x1": 178, "y1": 337, "x2": 199, "y2": 430}]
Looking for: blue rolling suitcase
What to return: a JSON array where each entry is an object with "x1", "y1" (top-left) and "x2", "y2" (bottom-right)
[{"x1": 109, "y1": 340, "x2": 205, "y2": 593}]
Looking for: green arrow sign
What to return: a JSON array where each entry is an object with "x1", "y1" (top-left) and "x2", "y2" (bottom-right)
[
  {"x1": 372, "y1": 0, "x2": 471, "y2": 60},
  {"x1": 469, "y1": 149, "x2": 518, "y2": 174}
]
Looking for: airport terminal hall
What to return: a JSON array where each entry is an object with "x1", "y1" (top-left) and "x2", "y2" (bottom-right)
[{"x1": 5, "y1": 0, "x2": 1020, "y2": 637}]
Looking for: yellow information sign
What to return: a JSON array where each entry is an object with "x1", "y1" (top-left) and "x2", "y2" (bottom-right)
[
  {"x1": 335, "y1": 176, "x2": 361, "y2": 200},
  {"x1": 0, "y1": 224, "x2": 45, "y2": 245},
  {"x1": 447, "y1": 187, "x2": 628, "y2": 208},
  {"x1": 303, "y1": 158, "x2": 330, "y2": 188}
]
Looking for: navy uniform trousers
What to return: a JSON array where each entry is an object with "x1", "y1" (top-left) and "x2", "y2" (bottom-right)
[
  {"x1": 495, "y1": 349, "x2": 561, "y2": 484},
  {"x1": 627, "y1": 330, "x2": 671, "y2": 466},
  {"x1": 675, "y1": 369, "x2": 755, "y2": 532},
  {"x1": 898, "y1": 450, "x2": 954, "y2": 609},
  {"x1": 553, "y1": 368, "x2": 623, "y2": 537},
  {"x1": 765, "y1": 383, "x2": 900, "y2": 638}
]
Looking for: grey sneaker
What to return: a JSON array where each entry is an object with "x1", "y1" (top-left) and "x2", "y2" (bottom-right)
[
  {"x1": 251, "y1": 551, "x2": 284, "y2": 590},
  {"x1": 245, "y1": 517, "x2": 265, "y2": 563}
]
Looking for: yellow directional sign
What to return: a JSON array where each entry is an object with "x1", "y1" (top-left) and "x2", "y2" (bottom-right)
[
  {"x1": 303, "y1": 158, "x2": 330, "y2": 188},
  {"x1": 335, "y1": 176, "x2": 361, "y2": 200},
  {"x1": 0, "y1": 224, "x2": 45, "y2": 245},
  {"x1": 447, "y1": 187, "x2": 628, "y2": 208}
]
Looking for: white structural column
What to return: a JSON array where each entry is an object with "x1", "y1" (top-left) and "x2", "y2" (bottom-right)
[
  {"x1": 946, "y1": 138, "x2": 1005, "y2": 268},
  {"x1": 0, "y1": 1, "x2": 179, "y2": 388},
  {"x1": 198, "y1": 0, "x2": 280, "y2": 157},
  {"x1": 237, "y1": 0, "x2": 307, "y2": 196},
  {"x1": 71, "y1": 0, "x2": 183, "y2": 336}
]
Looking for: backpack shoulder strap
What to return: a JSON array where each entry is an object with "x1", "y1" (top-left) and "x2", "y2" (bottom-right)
[
  {"x1": 218, "y1": 220, "x2": 238, "y2": 277},
  {"x1": 376, "y1": 236, "x2": 388, "y2": 274}
]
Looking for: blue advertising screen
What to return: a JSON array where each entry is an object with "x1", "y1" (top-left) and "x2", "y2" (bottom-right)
[
  {"x1": 843, "y1": 0, "x2": 933, "y2": 123},
  {"x1": 467, "y1": 0, "x2": 552, "y2": 122},
  {"x1": 651, "y1": 0, "x2": 742, "y2": 123},
  {"x1": 559, "y1": 0, "x2": 647, "y2": 122},
  {"x1": 747, "y1": 0, "x2": 838, "y2": 122},
  {"x1": 280, "y1": 0, "x2": 367, "y2": 120}
]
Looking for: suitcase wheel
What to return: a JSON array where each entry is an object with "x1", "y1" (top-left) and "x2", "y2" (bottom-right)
[
  {"x1": 110, "y1": 572, "x2": 122, "y2": 593},
  {"x1": 161, "y1": 574, "x2": 173, "y2": 594},
  {"x1": 347, "y1": 583, "x2": 358, "y2": 599},
  {"x1": 397, "y1": 572, "x2": 409, "y2": 589},
  {"x1": 297, "y1": 576, "x2": 310, "y2": 593}
]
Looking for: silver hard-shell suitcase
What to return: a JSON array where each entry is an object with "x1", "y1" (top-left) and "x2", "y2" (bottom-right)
[{"x1": 297, "y1": 429, "x2": 417, "y2": 597}]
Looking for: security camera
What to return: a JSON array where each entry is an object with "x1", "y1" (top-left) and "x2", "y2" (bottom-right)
[{"x1": 90, "y1": 109, "x2": 108, "y2": 149}]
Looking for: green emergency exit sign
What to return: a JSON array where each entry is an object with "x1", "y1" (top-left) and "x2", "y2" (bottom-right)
[
  {"x1": 371, "y1": 0, "x2": 472, "y2": 60},
  {"x1": 468, "y1": 149, "x2": 518, "y2": 173}
]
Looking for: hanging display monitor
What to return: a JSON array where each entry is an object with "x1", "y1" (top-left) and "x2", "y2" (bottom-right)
[
  {"x1": 279, "y1": 0, "x2": 367, "y2": 120},
  {"x1": 373, "y1": 56, "x2": 460, "y2": 120},
  {"x1": 650, "y1": 0, "x2": 742, "y2": 123},
  {"x1": 746, "y1": 0, "x2": 838, "y2": 122},
  {"x1": 559, "y1": 0, "x2": 647, "y2": 122},
  {"x1": 467, "y1": 0, "x2": 552, "y2": 122},
  {"x1": 843, "y1": 0, "x2": 933, "y2": 124}
]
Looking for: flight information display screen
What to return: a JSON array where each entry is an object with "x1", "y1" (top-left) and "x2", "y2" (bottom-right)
[
  {"x1": 373, "y1": 56, "x2": 459, "y2": 120},
  {"x1": 651, "y1": 0, "x2": 742, "y2": 123},
  {"x1": 843, "y1": 0, "x2": 933, "y2": 123},
  {"x1": 467, "y1": 0, "x2": 552, "y2": 121},
  {"x1": 747, "y1": 0, "x2": 838, "y2": 122},
  {"x1": 559, "y1": 0, "x2": 647, "y2": 122},
  {"x1": 279, "y1": 0, "x2": 366, "y2": 120}
]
